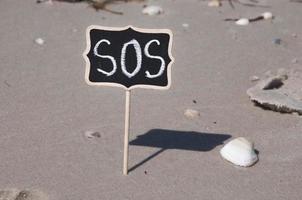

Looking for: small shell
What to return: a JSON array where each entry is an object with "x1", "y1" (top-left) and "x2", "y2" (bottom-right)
[
  {"x1": 34, "y1": 38, "x2": 44, "y2": 45},
  {"x1": 208, "y1": 0, "x2": 221, "y2": 7},
  {"x1": 142, "y1": 5, "x2": 163, "y2": 16},
  {"x1": 184, "y1": 109, "x2": 200, "y2": 119},
  {"x1": 220, "y1": 137, "x2": 258, "y2": 167},
  {"x1": 235, "y1": 18, "x2": 249, "y2": 26},
  {"x1": 262, "y1": 12, "x2": 273, "y2": 20}
]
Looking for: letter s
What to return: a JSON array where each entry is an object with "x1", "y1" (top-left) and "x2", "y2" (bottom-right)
[
  {"x1": 144, "y1": 39, "x2": 165, "y2": 79},
  {"x1": 93, "y1": 39, "x2": 117, "y2": 76}
]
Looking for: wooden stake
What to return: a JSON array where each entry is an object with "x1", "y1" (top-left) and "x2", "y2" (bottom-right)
[{"x1": 123, "y1": 90, "x2": 131, "y2": 175}]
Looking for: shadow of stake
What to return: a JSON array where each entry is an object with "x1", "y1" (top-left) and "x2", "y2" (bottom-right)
[{"x1": 129, "y1": 129, "x2": 231, "y2": 173}]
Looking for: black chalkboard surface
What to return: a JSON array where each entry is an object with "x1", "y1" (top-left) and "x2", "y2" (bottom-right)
[{"x1": 83, "y1": 25, "x2": 174, "y2": 90}]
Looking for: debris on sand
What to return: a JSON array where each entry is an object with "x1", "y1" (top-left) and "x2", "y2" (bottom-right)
[
  {"x1": 209, "y1": 0, "x2": 266, "y2": 8},
  {"x1": 15, "y1": 190, "x2": 48, "y2": 200},
  {"x1": 37, "y1": 0, "x2": 145, "y2": 14},
  {"x1": 84, "y1": 131, "x2": 101, "y2": 139},
  {"x1": 208, "y1": 0, "x2": 221, "y2": 7},
  {"x1": 0, "y1": 189, "x2": 48, "y2": 200},
  {"x1": 34, "y1": 38, "x2": 45, "y2": 45},
  {"x1": 225, "y1": 12, "x2": 273, "y2": 25},
  {"x1": 247, "y1": 69, "x2": 302, "y2": 115},
  {"x1": 142, "y1": 5, "x2": 163, "y2": 16},
  {"x1": 220, "y1": 137, "x2": 258, "y2": 167},
  {"x1": 184, "y1": 109, "x2": 200, "y2": 119}
]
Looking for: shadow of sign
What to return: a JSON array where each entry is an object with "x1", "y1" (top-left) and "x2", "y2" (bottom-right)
[{"x1": 129, "y1": 129, "x2": 231, "y2": 172}]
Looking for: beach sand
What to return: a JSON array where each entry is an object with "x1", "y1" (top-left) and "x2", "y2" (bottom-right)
[{"x1": 0, "y1": 0, "x2": 301, "y2": 199}]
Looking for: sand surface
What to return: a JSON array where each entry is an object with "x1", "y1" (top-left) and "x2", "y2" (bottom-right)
[{"x1": 0, "y1": 0, "x2": 301, "y2": 199}]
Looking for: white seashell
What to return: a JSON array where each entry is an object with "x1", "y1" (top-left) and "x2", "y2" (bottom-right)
[
  {"x1": 208, "y1": 0, "x2": 221, "y2": 7},
  {"x1": 184, "y1": 109, "x2": 200, "y2": 119},
  {"x1": 220, "y1": 137, "x2": 258, "y2": 167},
  {"x1": 34, "y1": 38, "x2": 44, "y2": 45},
  {"x1": 235, "y1": 18, "x2": 249, "y2": 26},
  {"x1": 142, "y1": 5, "x2": 163, "y2": 16},
  {"x1": 262, "y1": 12, "x2": 273, "y2": 20}
]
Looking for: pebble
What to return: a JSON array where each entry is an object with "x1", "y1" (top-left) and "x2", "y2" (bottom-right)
[
  {"x1": 34, "y1": 38, "x2": 45, "y2": 45},
  {"x1": 184, "y1": 109, "x2": 200, "y2": 119},
  {"x1": 142, "y1": 5, "x2": 163, "y2": 16},
  {"x1": 273, "y1": 38, "x2": 282, "y2": 45},
  {"x1": 84, "y1": 131, "x2": 101, "y2": 139},
  {"x1": 235, "y1": 18, "x2": 249, "y2": 26}
]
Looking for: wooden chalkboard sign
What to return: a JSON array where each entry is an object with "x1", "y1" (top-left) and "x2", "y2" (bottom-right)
[
  {"x1": 84, "y1": 25, "x2": 173, "y2": 90},
  {"x1": 83, "y1": 25, "x2": 174, "y2": 175}
]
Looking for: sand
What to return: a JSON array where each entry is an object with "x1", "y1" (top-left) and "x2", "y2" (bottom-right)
[{"x1": 0, "y1": 0, "x2": 301, "y2": 199}]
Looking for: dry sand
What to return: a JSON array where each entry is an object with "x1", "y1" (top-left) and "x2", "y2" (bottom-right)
[{"x1": 0, "y1": 0, "x2": 302, "y2": 199}]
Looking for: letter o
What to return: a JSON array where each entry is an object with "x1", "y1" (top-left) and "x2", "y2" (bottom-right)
[{"x1": 121, "y1": 39, "x2": 142, "y2": 78}]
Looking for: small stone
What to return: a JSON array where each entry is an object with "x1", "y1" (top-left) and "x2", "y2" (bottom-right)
[
  {"x1": 235, "y1": 18, "x2": 249, "y2": 26},
  {"x1": 142, "y1": 5, "x2": 163, "y2": 16},
  {"x1": 34, "y1": 38, "x2": 44, "y2": 45},
  {"x1": 273, "y1": 38, "x2": 282, "y2": 45},
  {"x1": 250, "y1": 75, "x2": 260, "y2": 82},
  {"x1": 193, "y1": 100, "x2": 197, "y2": 104},
  {"x1": 84, "y1": 131, "x2": 101, "y2": 139},
  {"x1": 208, "y1": 0, "x2": 221, "y2": 7},
  {"x1": 184, "y1": 109, "x2": 200, "y2": 119},
  {"x1": 292, "y1": 33, "x2": 297, "y2": 38}
]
